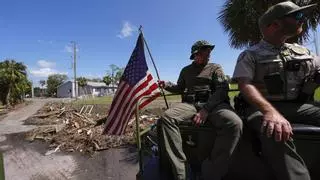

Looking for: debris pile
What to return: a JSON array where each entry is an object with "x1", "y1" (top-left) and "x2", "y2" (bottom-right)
[{"x1": 25, "y1": 102, "x2": 161, "y2": 154}]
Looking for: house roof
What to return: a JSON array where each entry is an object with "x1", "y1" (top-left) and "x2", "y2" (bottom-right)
[
  {"x1": 57, "y1": 80, "x2": 115, "y2": 89},
  {"x1": 86, "y1": 81, "x2": 107, "y2": 87}
]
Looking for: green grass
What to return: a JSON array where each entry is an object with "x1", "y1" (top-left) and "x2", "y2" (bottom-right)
[
  {"x1": 76, "y1": 96, "x2": 114, "y2": 105},
  {"x1": 314, "y1": 87, "x2": 320, "y2": 101},
  {"x1": 75, "y1": 84, "x2": 319, "y2": 105}
]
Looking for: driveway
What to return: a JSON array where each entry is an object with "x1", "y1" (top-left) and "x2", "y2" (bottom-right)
[{"x1": 0, "y1": 98, "x2": 138, "y2": 180}]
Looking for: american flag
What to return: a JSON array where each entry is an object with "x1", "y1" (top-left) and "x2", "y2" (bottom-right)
[{"x1": 103, "y1": 33, "x2": 161, "y2": 135}]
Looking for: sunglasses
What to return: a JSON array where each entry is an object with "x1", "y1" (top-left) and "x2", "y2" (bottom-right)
[{"x1": 284, "y1": 11, "x2": 305, "y2": 21}]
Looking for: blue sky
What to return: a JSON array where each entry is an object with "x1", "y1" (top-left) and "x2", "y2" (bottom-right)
[{"x1": 1, "y1": 0, "x2": 319, "y2": 87}]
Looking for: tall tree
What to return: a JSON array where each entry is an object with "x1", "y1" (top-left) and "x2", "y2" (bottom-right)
[
  {"x1": 218, "y1": 0, "x2": 320, "y2": 49},
  {"x1": 0, "y1": 59, "x2": 28, "y2": 105},
  {"x1": 46, "y1": 74, "x2": 68, "y2": 97}
]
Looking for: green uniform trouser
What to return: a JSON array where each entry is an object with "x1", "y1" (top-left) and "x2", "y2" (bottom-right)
[
  {"x1": 160, "y1": 102, "x2": 243, "y2": 180},
  {"x1": 245, "y1": 101, "x2": 320, "y2": 180}
]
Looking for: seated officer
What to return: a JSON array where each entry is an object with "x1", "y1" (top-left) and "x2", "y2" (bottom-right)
[
  {"x1": 233, "y1": 1, "x2": 320, "y2": 180},
  {"x1": 158, "y1": 40, "x2": 243, "y2": 180}
]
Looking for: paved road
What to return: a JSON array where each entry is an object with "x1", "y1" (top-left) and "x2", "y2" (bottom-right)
[{"x1": 0, "y1": 98, "x2": 138, "y2": 180}]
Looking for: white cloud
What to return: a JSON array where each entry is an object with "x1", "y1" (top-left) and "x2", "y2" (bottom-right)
[
  {"x1": 37, "y1": 40, "x2": 54, "y2": 44},
  {"x1": 30, "y1": 60, "x2": 67, "y2": 78},
  {"x1": 117, "y1": 21, "x2": 136, "y2": 39},
  {"x1": 37, "y1": 60, "x2": 56, "y2": 68},
  {"x1": 30, "y1": 68, "x2": 57, "y2": 77}
]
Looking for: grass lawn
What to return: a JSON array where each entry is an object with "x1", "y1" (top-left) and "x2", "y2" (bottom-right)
[
  {"x1": 314, "y1": 87, "x2": 320, "y2": 101},
  {"x1": 76, "y1": 84, "x2": 319, "y2": 105}
]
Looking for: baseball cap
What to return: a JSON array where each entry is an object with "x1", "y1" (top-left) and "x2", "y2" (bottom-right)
[{"x1": 259, "y1": 1, "x2": 317, "y2": 28}]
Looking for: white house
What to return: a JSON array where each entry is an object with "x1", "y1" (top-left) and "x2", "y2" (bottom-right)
[{"x1": 57, "y1": 81, "x2": 117, "y2": 98}]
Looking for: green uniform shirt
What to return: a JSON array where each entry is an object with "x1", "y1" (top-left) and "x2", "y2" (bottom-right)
[{"x1": 165, "y1": 61, "x2": 230, "y2": 112}]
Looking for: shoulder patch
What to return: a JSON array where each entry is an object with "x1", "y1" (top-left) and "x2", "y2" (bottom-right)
[{"x1": 288, "y1": 44, "x2": 309, "y2": 55}]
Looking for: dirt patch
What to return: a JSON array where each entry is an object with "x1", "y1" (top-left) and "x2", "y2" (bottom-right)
[
  {"x1": 23, "y1": 101, "x2": 173, "y2": 155},
  {"x1": 0, "y1": 100, "x2": 32, "y2": 120}
]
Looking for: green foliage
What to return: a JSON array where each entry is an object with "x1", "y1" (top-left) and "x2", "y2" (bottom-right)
[
  {"x1": 0, "y1": 59, "x2": 29, "y2": 105},
  {"x1": 77, "y1": 77, "x2": 87, "y2": 87},
  {"x1": 218, "y1": 0, "x2": 320, "y2": 49},
  {"x1": 34, "y1": 87, "x2": 41, "y2": 97},
  {"x1": 105, "y1": 64, "x2": 124, "y2": 86},
  {"x1": 102, "y1": 75, "x2": 112, "y2": 86},
  {"x1": 46, "y1": 74, "x2": 68, "y2": 97},
  {"x1": 314, "y1": 87, "x2": 320, "y2": 101},
  {"x1": 114, "y1": 67, "x2": 124, "y2": 83}
]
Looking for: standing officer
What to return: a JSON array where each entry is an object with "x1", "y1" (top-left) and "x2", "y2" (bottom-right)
[
  {"x1": 159, "y1": 40, "x2": 243, "y2": 180},
  {"x1": 233, "y1": 1, "x2": 320, "y2": 180}
]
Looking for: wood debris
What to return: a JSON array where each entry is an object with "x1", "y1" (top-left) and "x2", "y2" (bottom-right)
[{"x1": 24, "y1": 102, "x2": 161, "y2": 155}]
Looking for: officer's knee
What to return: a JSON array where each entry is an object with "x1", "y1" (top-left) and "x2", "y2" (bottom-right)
[
  {"x1": 161, "y1": 109, "x2": 175, "y2": 125},
  {"x1": 221, "y1": 114, "x2": 243, "y2": 137},
  {"x1": 230, "y1": 117, "x2": 243, "y2": 134}
]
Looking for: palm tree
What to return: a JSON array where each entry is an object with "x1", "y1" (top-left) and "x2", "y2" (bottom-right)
[
  {"x1": 218, "y1": 0, "x2": 320, "y2": 49},
  {"x1": 0, "y1": 59, "x2": 28, "y2": 105},
  {"x1": 77, "y1": 77, "x2": 88, "y2": 96},
  {"x1": 39, "y1": 80, "x2": 46, "y2": 97},
  {"x1": 103, "y1": 75, "x2": 112, "y2": 94}
]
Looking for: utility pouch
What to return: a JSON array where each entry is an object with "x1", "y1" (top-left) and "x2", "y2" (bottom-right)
[
  {"x1": 182, "y1": 94, "x2": 196, "y2": 104},
  {"x1": 286, "y1": 61, "x2": 301, "y2": 71},
  {"x1": 263, "y1": 73, "x2": 284, "y2": 94},
  {"x1": 234, "y1": 94, "x2": 248, "y2": 118},
  {"x1": 194, "y1": 90, "x2": 210, "y2": 102}
]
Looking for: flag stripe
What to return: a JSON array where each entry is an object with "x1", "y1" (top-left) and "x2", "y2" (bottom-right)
[
  {"x1": 104, "y1": 84, "x2": 130, "y2": 129},
  {"x1": 105, "y1": 73, "x2": 156, "y2": 134},
  {"x1": 108, "y1": 73, "x2": 156, "y2": 134},
  {"x1": 106, "y1": 74, "x2": 152, "y2": 133},
  {"x1": 103, "y1": 82, "x2": 130, "y2": 131},
  {"x1": 105, "y1": 82, "x2": 126, "y2": 121},
  {"x1": 103, "y1": 33, "x2": 160, "y2": 135},
  {"x1": 117, "y1": 82, "x2": 160, "y2": 134},
  {"x1": 119, "y1": 90, "x2": 161, "y2": 134}
]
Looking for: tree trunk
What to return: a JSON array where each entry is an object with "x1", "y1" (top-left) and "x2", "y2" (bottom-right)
[{"x1": 5, "y1": 88, "x2": 10, "y2": 106}]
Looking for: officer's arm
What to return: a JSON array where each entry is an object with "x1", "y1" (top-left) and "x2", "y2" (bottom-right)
[
  {"x1": 164, "y1": 69, "x2": 185, "y2": 94},
  {"x1": 238, "y1": 77, "x2": 277, "y2": 114},
  {"x1": 203, "y1": 65, "x2": 229, "y2": 112},
  {"x1": 233, "y1": 51, "x2": 277, "y2": 114}
]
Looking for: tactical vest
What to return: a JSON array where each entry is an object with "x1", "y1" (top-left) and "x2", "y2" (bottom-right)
[{"x1": 249, "y1": 44, "x2": 315, "y2": 101}]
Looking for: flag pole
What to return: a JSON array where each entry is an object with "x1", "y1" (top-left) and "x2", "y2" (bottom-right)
[{"x1": 138, "y1": 26, "x2": 169, "y2": 109}]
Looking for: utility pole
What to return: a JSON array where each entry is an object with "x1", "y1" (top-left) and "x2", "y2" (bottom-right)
[
  {"x1": 31, "y1": 80, "x2": 34, "y2": 98},
  {"x1": 71, "y1": 41, "x2": 78, "y2": 100}
]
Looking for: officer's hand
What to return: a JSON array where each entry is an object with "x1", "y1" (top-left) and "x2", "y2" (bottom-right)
[
  {"x1": 157, "y1": 80, "x2": 165, "y2": 88},
  {"x1": 261, "y1": 110, "x2": 293, "y2": 142},
  {"x1": 193, "y1": 109, "x2": 208, "y2": 126}
]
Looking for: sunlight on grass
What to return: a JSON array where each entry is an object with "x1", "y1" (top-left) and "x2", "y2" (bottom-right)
[
  {"x1": 314, "y1": 87, "x2": 320, "y2": 101},
  {"x1": 75, "y1": 84, "x2": 319, "y2": 105}
]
